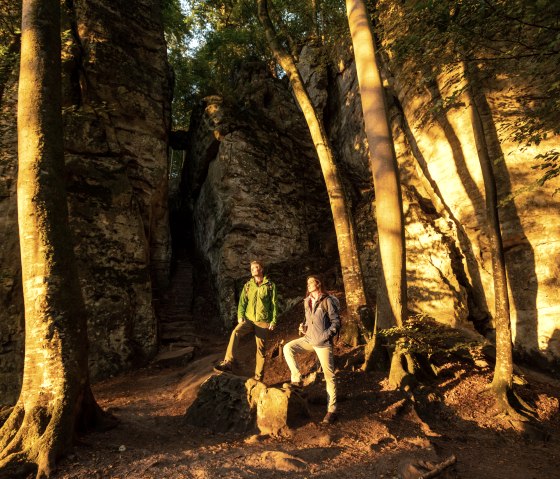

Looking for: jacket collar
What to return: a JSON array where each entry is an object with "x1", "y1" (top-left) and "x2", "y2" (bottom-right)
[{"x1": 307, "y1": 292, "x2": 328, "y2": 311}]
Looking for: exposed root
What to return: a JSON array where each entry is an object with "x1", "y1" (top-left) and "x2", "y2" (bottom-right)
[
  {"x1": 0, "y1": 402, "x2": 62, "y2": 478},
  {"x1": 388, "y1": 340, "x2": 419, "y2": 391},
  {"x1": 490, "y1": 383, "x2": 537, "y2": 421},
  {"x1": 362, "y1": 333, "x2": 388, "y2": 372},
  {"x1": 0, "y1": 389, "x2": 108, "y2": 479},
  {"x1": 0, "y1": 407, "x2": 13, "y2": 428},
  {"x1": 0, "y1": 451, "x2": 35, "y2": 479}
]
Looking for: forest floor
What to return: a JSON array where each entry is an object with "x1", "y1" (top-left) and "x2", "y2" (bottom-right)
[{"x1": 52, "y1": 306, "x2": 560, "y2": 479}]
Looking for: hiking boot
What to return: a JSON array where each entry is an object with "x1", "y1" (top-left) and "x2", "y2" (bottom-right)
[
  {"x1": 214, "y1": 360, "x2": 233, "y2": 373},
  {"x1": 322, "y1": 412, "x2": 338, "y2": 424}
]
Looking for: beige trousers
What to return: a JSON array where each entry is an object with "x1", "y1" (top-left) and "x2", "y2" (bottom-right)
[
  {"x1": 283, "y1": 337, "x2": 337, "y2": 413},
  {"x1": 224, "y1": 319, "x2": 269, "y2": 380}
]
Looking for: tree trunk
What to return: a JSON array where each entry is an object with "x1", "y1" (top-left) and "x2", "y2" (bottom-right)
[
  {"x1": 310, "y1": 0, "x2": 320, "y2": 39},
  {"x1": 464, "y1": 63, "x2": 519, "y2": 415},
  {"x1": 345, "y1": 0, "x2": 407, "y2": 371},
  {"x1": 0, "y1": 0, "x2": 103, "y2": 477},
  {"x1": 257, "y1": 0, "x2": 369, "y2": 345}
]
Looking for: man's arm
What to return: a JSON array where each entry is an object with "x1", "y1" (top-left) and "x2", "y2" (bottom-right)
[
  {"x1": 237, "y1": 282, "x2": 249, "y2": 322},
  {"x1": 268, "y1": 282, "x2": 278, "y2": 329}
]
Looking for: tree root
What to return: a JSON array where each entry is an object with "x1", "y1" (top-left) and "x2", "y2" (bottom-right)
[
  {"x1": 489, "y1": 383, "x2": 537, "y2": 421},
  {"x1": 0, "y1": 402, "x2": 65, "y2": 479},
  {"x1": 362, "y1": 333, "x2": 388, "y2": 372},
  {"x1": 0, "y1": 407, "x2": 13, "y2": 429},
  {"x1": 0, "y1": 390, "x2": 109, "y2": 479}
]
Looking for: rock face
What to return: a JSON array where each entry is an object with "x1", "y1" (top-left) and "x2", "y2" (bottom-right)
[
  {"x1": 0, "y1": 0, "x2": 171, "y2": 404},
  {"x1": 185, "y1": 44, "x2": 559, "y2": 369},
  {"x1": 301, "y1": 43, "x2": 470, "y2": 328},
  {"x1": 184, "y1": 64, "x2": 337, "y2": 327},
  {"x1": 322, "y1": 37, "x2": 560, "y2": 366}
]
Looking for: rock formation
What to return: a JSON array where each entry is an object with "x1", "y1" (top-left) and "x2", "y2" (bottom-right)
[
  {"x1": 323, "y1": 37, "x2": 560, "y2": 367},
  {"x1": 183, "y1": 44, "x2": 559, "y2": 370},
  {"x1": 0, "y1": 0, "x2": 171, "y2": 405},
  {"x1": 183, "y1": 63, "x2": 337, "y2": 328}
]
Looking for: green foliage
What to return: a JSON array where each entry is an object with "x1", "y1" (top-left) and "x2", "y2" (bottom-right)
[
  {"x1": 162, "y1": 0, "x2": 191, "y2": 48},
  {"x1": 380, "y1": 314, "x2": 480, "y2": 358},
  {"x1": 164, "y1": 0, "x2": 348, "y2": 129}
]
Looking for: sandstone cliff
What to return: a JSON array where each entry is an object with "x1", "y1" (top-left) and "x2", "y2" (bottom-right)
[
  {"x1": 0, "y1": 0, "x2": 171, "y2": 405},
  {"x1": 324, "y1": 37, "x2": 559, "y2": 367},
  {"x1": 183, "y1": 64, "x2": 337, "y2": 327},
  {"x1": 183, "y1": 43, "x2": 559, "y2": 371}
]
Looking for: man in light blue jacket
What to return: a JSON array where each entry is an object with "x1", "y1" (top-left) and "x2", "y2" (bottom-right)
[{"x1": 283, "y1": 275, "x2": 340, "y2": 424}]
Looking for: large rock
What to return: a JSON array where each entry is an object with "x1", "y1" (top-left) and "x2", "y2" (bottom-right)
[
  {"x1": 256, "y1": 386, "x2": 310, "y2": 436},
  {"x1": 305, "y1": 42, "x2": 471, "y2": 328},
  {"x1": 184, "y1": 63, "x2": 337, "y2": 327},
  {"x1": 0, "y1": 0, "x2": 171, "y2": 405},
  {"x1": 185, "y1": 374, "x2": 265, "y2": 433},
  {"x1": 184, "y1": 373, "x2": 309, "y2": 435},
  {"x1": 325, "y1": 31, "x2": 560, "y2": 366}
]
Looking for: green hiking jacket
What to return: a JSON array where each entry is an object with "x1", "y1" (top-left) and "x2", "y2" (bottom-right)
[{"x1": 238, "y1": 276, "x2": 277, "y2": 325}]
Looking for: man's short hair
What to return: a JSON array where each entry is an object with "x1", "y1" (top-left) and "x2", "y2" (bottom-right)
[{"x1": 250, "y1": 260, "x2": 264, "y2": 269}]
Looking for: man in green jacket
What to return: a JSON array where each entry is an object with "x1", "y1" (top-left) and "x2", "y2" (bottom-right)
[{"x1": 214, "y1": 260, "x2": 277, "y2": 381}]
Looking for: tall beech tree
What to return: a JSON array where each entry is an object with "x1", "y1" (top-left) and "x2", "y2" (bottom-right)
[
  {"x1": 257, "y1": 0, "x2": 369, "y2": 345},
  {"x1": 465, "y1": 64, "x2": 533, "y2": 418},
  {"x1": 345, "y1": 0, "x2": 408, "y2": 379},
  {"x1": 0, "y1": 0, "x2": 103, "y2": 476}
]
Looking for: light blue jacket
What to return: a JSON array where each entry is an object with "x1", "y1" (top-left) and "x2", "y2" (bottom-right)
[{"x1": 303, "y1": 293, "x2": 340, "y2": 347}]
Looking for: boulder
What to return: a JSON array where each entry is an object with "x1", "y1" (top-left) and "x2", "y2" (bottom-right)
[
  {"x1": 185, "y1": 373, "x2": 309, "y2": 435},
  {"x1": 185, "y1": 374, "x2": 264, "y2": 433},
  {"x1": 256, "y1": 386, "x2": 310, "y2": 436}
]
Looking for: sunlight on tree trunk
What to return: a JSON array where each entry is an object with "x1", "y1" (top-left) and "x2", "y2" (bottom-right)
[
  {"x1": 257, "y1": 0, "x2": 369, "y2": 345},
  {"x1": 465, "y1": 62, "x2": 534, "y2": 419},
  {"x1": 345, "y1": 0, "x2": 407, "y2": 373},
  {"x1": 0, "y1": 0, "x2": 104, "y2": 477}
]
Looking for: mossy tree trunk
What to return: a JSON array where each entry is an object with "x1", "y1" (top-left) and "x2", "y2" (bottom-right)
[
  {"x1": 345, "y1": 0, "x2": 407, "y2": 374},
  {"x1": 257, "y1": 0, "x2": 369, "y2": 345},
  {"x1": 0, "y1": 0, "x2": 102, "y2": 477}
]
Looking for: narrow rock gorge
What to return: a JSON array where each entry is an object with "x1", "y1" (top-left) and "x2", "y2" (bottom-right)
[{"x1": 181, "y1": 41, "x2": 559, "y2": 372}]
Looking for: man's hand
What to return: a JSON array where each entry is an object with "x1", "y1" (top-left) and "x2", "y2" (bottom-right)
[
  {"x1": 268, "y1": 323, "x2": 275, "y2": 331},
  {"x1": 298, "y1": 323, "x2": 305, "y2": 336}
]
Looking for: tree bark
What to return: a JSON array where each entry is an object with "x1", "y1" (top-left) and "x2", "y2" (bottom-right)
[
  {"x1": 345, "y1": 0, "x2": 407, "y2": 371},
  {"x1": 257, "y1": 0, "x2": 369, "y2": 345},
  {"x1": 464, "y1": 62, "x2": 517, "y2": 415},
  {"x1": 0, "y1": 0, "x2": 102, "y2": 477}
]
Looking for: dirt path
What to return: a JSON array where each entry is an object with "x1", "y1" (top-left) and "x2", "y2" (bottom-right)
[
  {"x1": 52, "y1": 340, "x2": 560, "y2": 479},
  {"x1": 53, "y1": 260, "x2": 560, "y2": 479}
]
